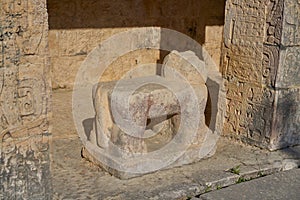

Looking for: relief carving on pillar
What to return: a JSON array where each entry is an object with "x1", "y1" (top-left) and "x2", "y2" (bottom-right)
[
  {"x1": 265, "y1": 0, "x2": 284, "y2": 45},
  {"x1": 0, "y1": 0, "x2": 49, "y2": 139},
  {"x1": 0, "y1": 0, "x2": 51, "y2": 198},
  {"x1": 221, "y1": 0, "x2": 285, "y2": 147},
  {"x1": 262, "y1": 45, "x2": 279, "y2": 87},
  {"x1": 277, "y1": 47, "x2": 300, "y2": 88},
  {"x1": 282, "y1": 0, "x2": 300, "y2": 46}
]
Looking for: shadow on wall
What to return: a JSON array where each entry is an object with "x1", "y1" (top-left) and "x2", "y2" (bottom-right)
[
  {"x1": 234, "y1": 86, "x2": 300, "y2": 152},
  {"x1": 47, "y1": 0, "x2": 226, "y2": 89},
  {"x1": 272, "y1": 91, "x2": 300, "y2": 150},
  {"x1": 47, "y1": 0, "x2": 225, "y2": 45},
  {"x1": 47, "y1": 0, "x2": 226, "y2": 135}
]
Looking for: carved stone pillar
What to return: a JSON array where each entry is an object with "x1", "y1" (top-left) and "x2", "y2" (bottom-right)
[
  {"x1": 222, "y1": 0, "x2": 300, "y2": 150},
  {"x1": 0, "y1": 0, "x2": 52, "y2": 198}
]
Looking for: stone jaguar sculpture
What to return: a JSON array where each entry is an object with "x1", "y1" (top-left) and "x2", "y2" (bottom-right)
[{"x1": 83, "y1": 50, "x2": 225, "y2": 179}]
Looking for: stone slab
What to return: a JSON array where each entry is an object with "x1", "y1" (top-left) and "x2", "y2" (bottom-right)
[
  {"x1": 276, "y1": 46, "x2": 300, "y2": 88},
  {"x1": 0, "y1": 134, "x2": 52, "y2": 199},
  {"x1": 281, "y1": 0, "x2": 300, "y2": 46},
  {"x1": 270, "y1": 88, "x2": 300, "y2": 150},
  {"x1": 199, "y1": 168, "x2": 300, "y2": 200},
  {"x1": 162, "y1": 50, "x2": 207, "y2": 85}
]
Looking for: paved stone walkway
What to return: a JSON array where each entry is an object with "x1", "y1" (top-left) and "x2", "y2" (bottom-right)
[
  {"x1": 51, "y1": 90, "x2": 300, "y2": 199},
  {"x1": 197, "y1": 168, "x2": 300, "y2": 200}
]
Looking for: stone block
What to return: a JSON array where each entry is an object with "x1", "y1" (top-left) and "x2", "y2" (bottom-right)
[
  {"x1": 270, "y1": 88, "x2": 300, "y2": 150},
  {"x1": 281, "y1": 0, "x2": 300, "y2": 46},
  {"x1": 100, "y1": 48, "x2": 160, "y2": 82},
  {"x1": 222, "y1": 0, "x2": 300, "y2": 150},
  {"x1": 88, "y1": 76, "x2": 212, "y2": 179},
  {"x1": 162, "y1": 50, "x2": 225, "y2": 136},
  {"x1": 82, "y1": 48, "x2": 225, "y2": 179},
  {"x1": 162, "y1": 50, "x2": 207, "y2": 85},
  {"x1": 0, "y1": 0, "x2": 51, "y2": 197},
  {"x1": 51, "y1": 55, "x2": 86, "y2": 89},
  {"x1": 206, "y1": 71, "x2": 226, "y2": 136},
  {"x1": 276, "y1": 46, "x2": 300, "y2": 88},
  {"x1": 92, "y1": 76, "x2": 207, "y2": 149},
  {"x1": 0, "y1": 134, "x2": 52, "y2": 199}
]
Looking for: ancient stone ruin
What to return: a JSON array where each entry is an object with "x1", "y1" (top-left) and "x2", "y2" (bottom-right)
[
  {"x1": 0, "y1": 0, "x2": 299, "y2": 198},
  {"x1": 81, "y1": 51, "x2": 224, "y2": 179}
]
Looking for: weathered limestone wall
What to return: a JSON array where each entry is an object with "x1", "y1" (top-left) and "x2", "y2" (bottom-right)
[
  {"x1": 47, "y1": 0, "x2": 225, "y2": 89},
  {"x1": 222, "y1": 0, "x2": 300, "y2": 150},
  {"x1": 0, "y1": 0, "x2": 52, "y2": 198}
]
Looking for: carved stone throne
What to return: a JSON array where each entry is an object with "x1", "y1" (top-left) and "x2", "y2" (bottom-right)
[{"x1": 82, "y1": 50, "x2": 225, "y2": 179}]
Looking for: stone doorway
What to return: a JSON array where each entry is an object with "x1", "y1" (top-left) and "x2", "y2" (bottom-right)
[{"x1": 46, "y1": 0, "x2": 226, "y2": 173}]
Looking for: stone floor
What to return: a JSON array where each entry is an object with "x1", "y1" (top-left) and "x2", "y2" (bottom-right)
[
  {"x1": 51, "y1": 90, "x2": 300, "y2": 200},
  {"x1": 197, "y1": 168, "x2": 300, "y2": 200}
]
